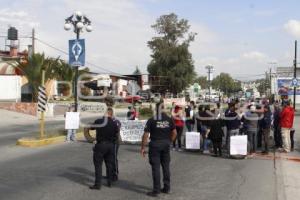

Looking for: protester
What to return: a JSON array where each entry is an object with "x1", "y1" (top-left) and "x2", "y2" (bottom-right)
[
  {"x1": 89, "y1": 108, "x2": 119, "y2": 190},
  {"x1": 256, "y1": 104, "x2": 263, "y2": 148},
  {"x1": 242, "y1": 105, "x2": 259, "y2": 156},
  {"x1": 65, "y1": 105, "x2": 77, "y2": 142},
  {"x1": 196, "y1": 105, "x2": 204, "y2": 133},
  {"x1": 280, "y1": 100, "x2": 295, "y2": 153},
  {"x1": 141, "y1": 102, "x2": 177, "y2": 197},
  {"x1": 185, "y1": 101, "x2": 195, "y2": 132},
  {"x1": 273, "y1": 103, "x2": 282, "y2": 148},
  {"x1": 172, "y1": 105, "x2": 184, "y2": 151},
  {"x1": 198, "y1": 105, "x2": 213, "y2": 154},
  {"x1": 225, "y1": 103, "x2": 241, "y2": 154},
  {"x1": 207, "y1": 109, "x2": 225, "y2": 157},
  {"x1": 261, "y1": 104, "x2": 272, "y2": 154},
  {"x1": 127, "y1": 106, "x2": 136, "y2": 120}
]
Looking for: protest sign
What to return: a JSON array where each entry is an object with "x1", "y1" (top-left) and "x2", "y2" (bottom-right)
[
  {"x1": 65, "y1": 112, "x2": 80, "y2": 130},
  {"x1": 120, "y1": 120, "x2": 146, "y2": 143},
  {"x1": 230, "y1": 135, "x2": 248, "y2": 155},
  {"x1": 185, "y1": 132, "x2": 201, "y2": 149}
]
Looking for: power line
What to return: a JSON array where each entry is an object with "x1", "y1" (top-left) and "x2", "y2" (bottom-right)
[{"x1": 35, "y1": 37, "x2": 122, "y2": 75}]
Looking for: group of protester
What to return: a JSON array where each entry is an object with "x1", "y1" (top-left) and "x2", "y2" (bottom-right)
[
  {"x1": 81, "y1": 98, "x2": 295, "y2": 198},
  {"x1": 171, "y1": 99, "x2": 296, "y2": 157}
]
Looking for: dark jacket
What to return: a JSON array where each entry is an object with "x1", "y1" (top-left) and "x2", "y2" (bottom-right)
[
  {"x1": 225, "y1": 110, "x2": 241, "y2": 130},
  {"x1": 273, "y1": 108, "x2": 281, "y2": 128},
  {"x1": 261, "y1": 109, "x2": 272, "y2": 129},
  {"x1": 208, "y1": 119, "x2": 225, "y2": 140}
]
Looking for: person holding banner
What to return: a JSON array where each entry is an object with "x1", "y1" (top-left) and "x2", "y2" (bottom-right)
[
  {"x1": 225, "y1": 103, "x2": 241, "y2": 154},
  {"x1": 207, "y1": 109, "x2": 225, "y2": 157},
  {"x1": 185, "y1": 101, "x2": 195, "y2": 132},
  {"x1": 141, "y1": 103, "x2": 177, "y2": 197},
  {"x1": 65, "y1": 105, "x2": 77, "y2": 142},
  {"x1": 242, "y1": 106, "x2": 259, "y2": 156}
]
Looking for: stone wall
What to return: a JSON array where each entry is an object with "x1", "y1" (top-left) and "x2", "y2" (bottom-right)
[{"x1": 0, "y1": 102, "x2": 37, "y2": 116}]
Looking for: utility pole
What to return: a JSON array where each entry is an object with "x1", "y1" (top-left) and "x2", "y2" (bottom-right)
[
  {"x1": 293, "y1": 40, "x2": 297, "y2": 109},
  {"x1": 205, "y1": 65, "x2": 214, "y2": 102},
  {"x1": 32, "y1": 28, "x2": 35, "y2": 54}
]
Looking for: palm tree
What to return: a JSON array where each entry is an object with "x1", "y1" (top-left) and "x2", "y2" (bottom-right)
[{"x1": 15, "y1": 53, "x2": 59, "y2": 102}]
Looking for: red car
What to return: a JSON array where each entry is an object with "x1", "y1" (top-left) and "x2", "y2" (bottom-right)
[{"x1": 124, "y1": 95, "x2": 143, "y2": 103}]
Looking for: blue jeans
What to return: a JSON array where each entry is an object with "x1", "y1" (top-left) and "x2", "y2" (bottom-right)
[
  {"x1": 66, "y1": 129, "x2": 76, "y2": 141},
  {"x1": 200, "y1": 125, "x2": 211, "y2": 151}
]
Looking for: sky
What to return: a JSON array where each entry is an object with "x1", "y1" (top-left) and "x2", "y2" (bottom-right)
[{"x1": 0, "y1": 0, "x2": 300, "y2": 80}]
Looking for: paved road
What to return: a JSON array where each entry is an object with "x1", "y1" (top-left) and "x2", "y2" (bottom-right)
[
  {"x1": 0, "y1": 109, "x2": 298, "y2": 200},
  {"x1": 0, "y1": 142, "x2": 278, "y2": 200},
  {"x1": 0, "y1": 109, "x2": 127, "y2": 148}
]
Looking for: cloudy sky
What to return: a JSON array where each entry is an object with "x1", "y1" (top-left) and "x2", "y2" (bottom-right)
[{"x1": 0, "y1": 0, "x2": 300, "y2": 80}]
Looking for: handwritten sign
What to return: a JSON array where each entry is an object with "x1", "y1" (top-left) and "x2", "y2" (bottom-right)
[
  {"x1": 120, "y1": 120, "x2": 146, "y2": 143},
  {"x1": 185, "y1": 132, "x2": 201, "y2": 149},
  {"x1": 65, "y1": 112, "x2": 80, "y2": 130},
  {"x1": 230, "y1": 135, "x2": 248, "y2": 155}
]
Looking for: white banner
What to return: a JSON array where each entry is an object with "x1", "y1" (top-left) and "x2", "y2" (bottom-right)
[
  {"x1": 230, "y1": 135, "x2": 248, "y2": 155},
  {"x1": 65, "y1": 112, "x2": 80, "y2": 130},
  {"x1": 185, "y1": 132, "x2": 201, "y2": 149},
  {"x1": 164, "y1": 98, "x2": 186, "y2": 106},
  {"x1": 120, "y1": 120, "x2": 146, "y2": 143}
]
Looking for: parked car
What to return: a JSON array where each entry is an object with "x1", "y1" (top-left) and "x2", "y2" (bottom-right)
[{"x1": 124, "y1": 95, "x2": 143, "y2": 104}]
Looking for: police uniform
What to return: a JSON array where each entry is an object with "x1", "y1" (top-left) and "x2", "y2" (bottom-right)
[
  {"x1": 92, "y1": 116, "x2": 119, "y2": 188},
  {"x1": 112, "y1": 117, "x2": 121, "y2": 181},
  {"x1": 144, "y1": 112, "x2": 175, "y2": 194}
]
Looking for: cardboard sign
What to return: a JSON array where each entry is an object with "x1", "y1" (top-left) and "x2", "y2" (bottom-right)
[
  {"x1": 120, "y1": 120, "x2": 146, "y2": 143},
  {"x1": 65, "y1": 112, "x2": 80, "y2": 130},
  {"x1": 185, "y1": 132, "x2": 201, "y2": 149},
  {"x1": 230, "y1": 135, "x2": 248, "y2": 155}
]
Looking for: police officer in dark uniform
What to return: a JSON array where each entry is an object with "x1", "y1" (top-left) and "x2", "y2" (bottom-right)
[
  {"x1": 141, "y1": 101, "x2": 177, "y2": 197},
  {"x1": 90, "y1": 108, "x2": 119, "y2": 190}
]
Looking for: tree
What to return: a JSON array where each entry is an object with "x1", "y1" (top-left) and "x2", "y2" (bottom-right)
[
  {"x1": 195, "y1": 76, "x2": 207, "y2": 90},
  {"x1": 211, "y1": 73, "x2": 242, "y2": 95},
  {"x1": 133, "y1": 66, "x2": 142, "y2": 75},
  {"x1": 147, "y1": 13, "x2": 197, "y2": 94},
  {"x1": 15, "y1": 53, "x2": 59, "y2": 101}
]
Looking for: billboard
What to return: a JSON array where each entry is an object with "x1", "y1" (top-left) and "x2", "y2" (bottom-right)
[{"x1": 277, "y1": 79, "x2": 300, "y2": 95}]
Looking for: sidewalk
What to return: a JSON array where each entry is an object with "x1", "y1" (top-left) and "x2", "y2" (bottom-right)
[{"x1": 276, "y1": 115, "x2": 300, "y2": 200}]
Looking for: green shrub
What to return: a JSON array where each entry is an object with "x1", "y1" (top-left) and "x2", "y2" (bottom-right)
[{"x1": 139, "y1": 107, "x2": 153, "y2": 119}]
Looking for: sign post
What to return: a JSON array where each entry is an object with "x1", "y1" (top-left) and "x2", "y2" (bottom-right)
[{"x1": 38, "y1": 70, "x2": 46, "y2": 138}]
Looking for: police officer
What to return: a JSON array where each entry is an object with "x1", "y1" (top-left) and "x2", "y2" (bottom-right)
[
  {"x1": 141, "y1": 101, "x2": 177, "y2": 197},
  {"x1": 90, "y1": 107, "x2": 119, "y2": 190}
]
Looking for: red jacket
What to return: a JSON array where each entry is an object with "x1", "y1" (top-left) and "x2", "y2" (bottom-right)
[
  {"x1": 173, "y1": 108, "x2": 184, "y2": 127},
  {"x1": 280, "y1": 106, "x2": 295, "y2": 128}
]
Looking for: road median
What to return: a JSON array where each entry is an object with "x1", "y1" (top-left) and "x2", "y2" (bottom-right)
[{"x1": 16, "y1": 132, "x2": 84, "y2": 147}]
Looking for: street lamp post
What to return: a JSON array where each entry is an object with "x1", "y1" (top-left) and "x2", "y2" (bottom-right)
[
  {"x1": 205, "y1": 65, "x2": 214, "y2": 102},
  {"x1": 64, "y1": 11, "x2": 92, "y2": 112}
]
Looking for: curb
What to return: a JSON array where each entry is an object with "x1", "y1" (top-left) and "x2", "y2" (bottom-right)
[{"x1": 16, "y1": 132, "x2": 84, "y2": 147}]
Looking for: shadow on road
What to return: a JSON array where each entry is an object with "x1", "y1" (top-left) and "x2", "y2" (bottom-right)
[
  {"x1": 60, "y1": 167, "x2": 151, "y2": 194},
  {"x1": 114, "y1": 179, "x2": 151, "y2": 194},
  {"x1": 59, "y1": 167, "x2": 94, "y2": 187}
]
